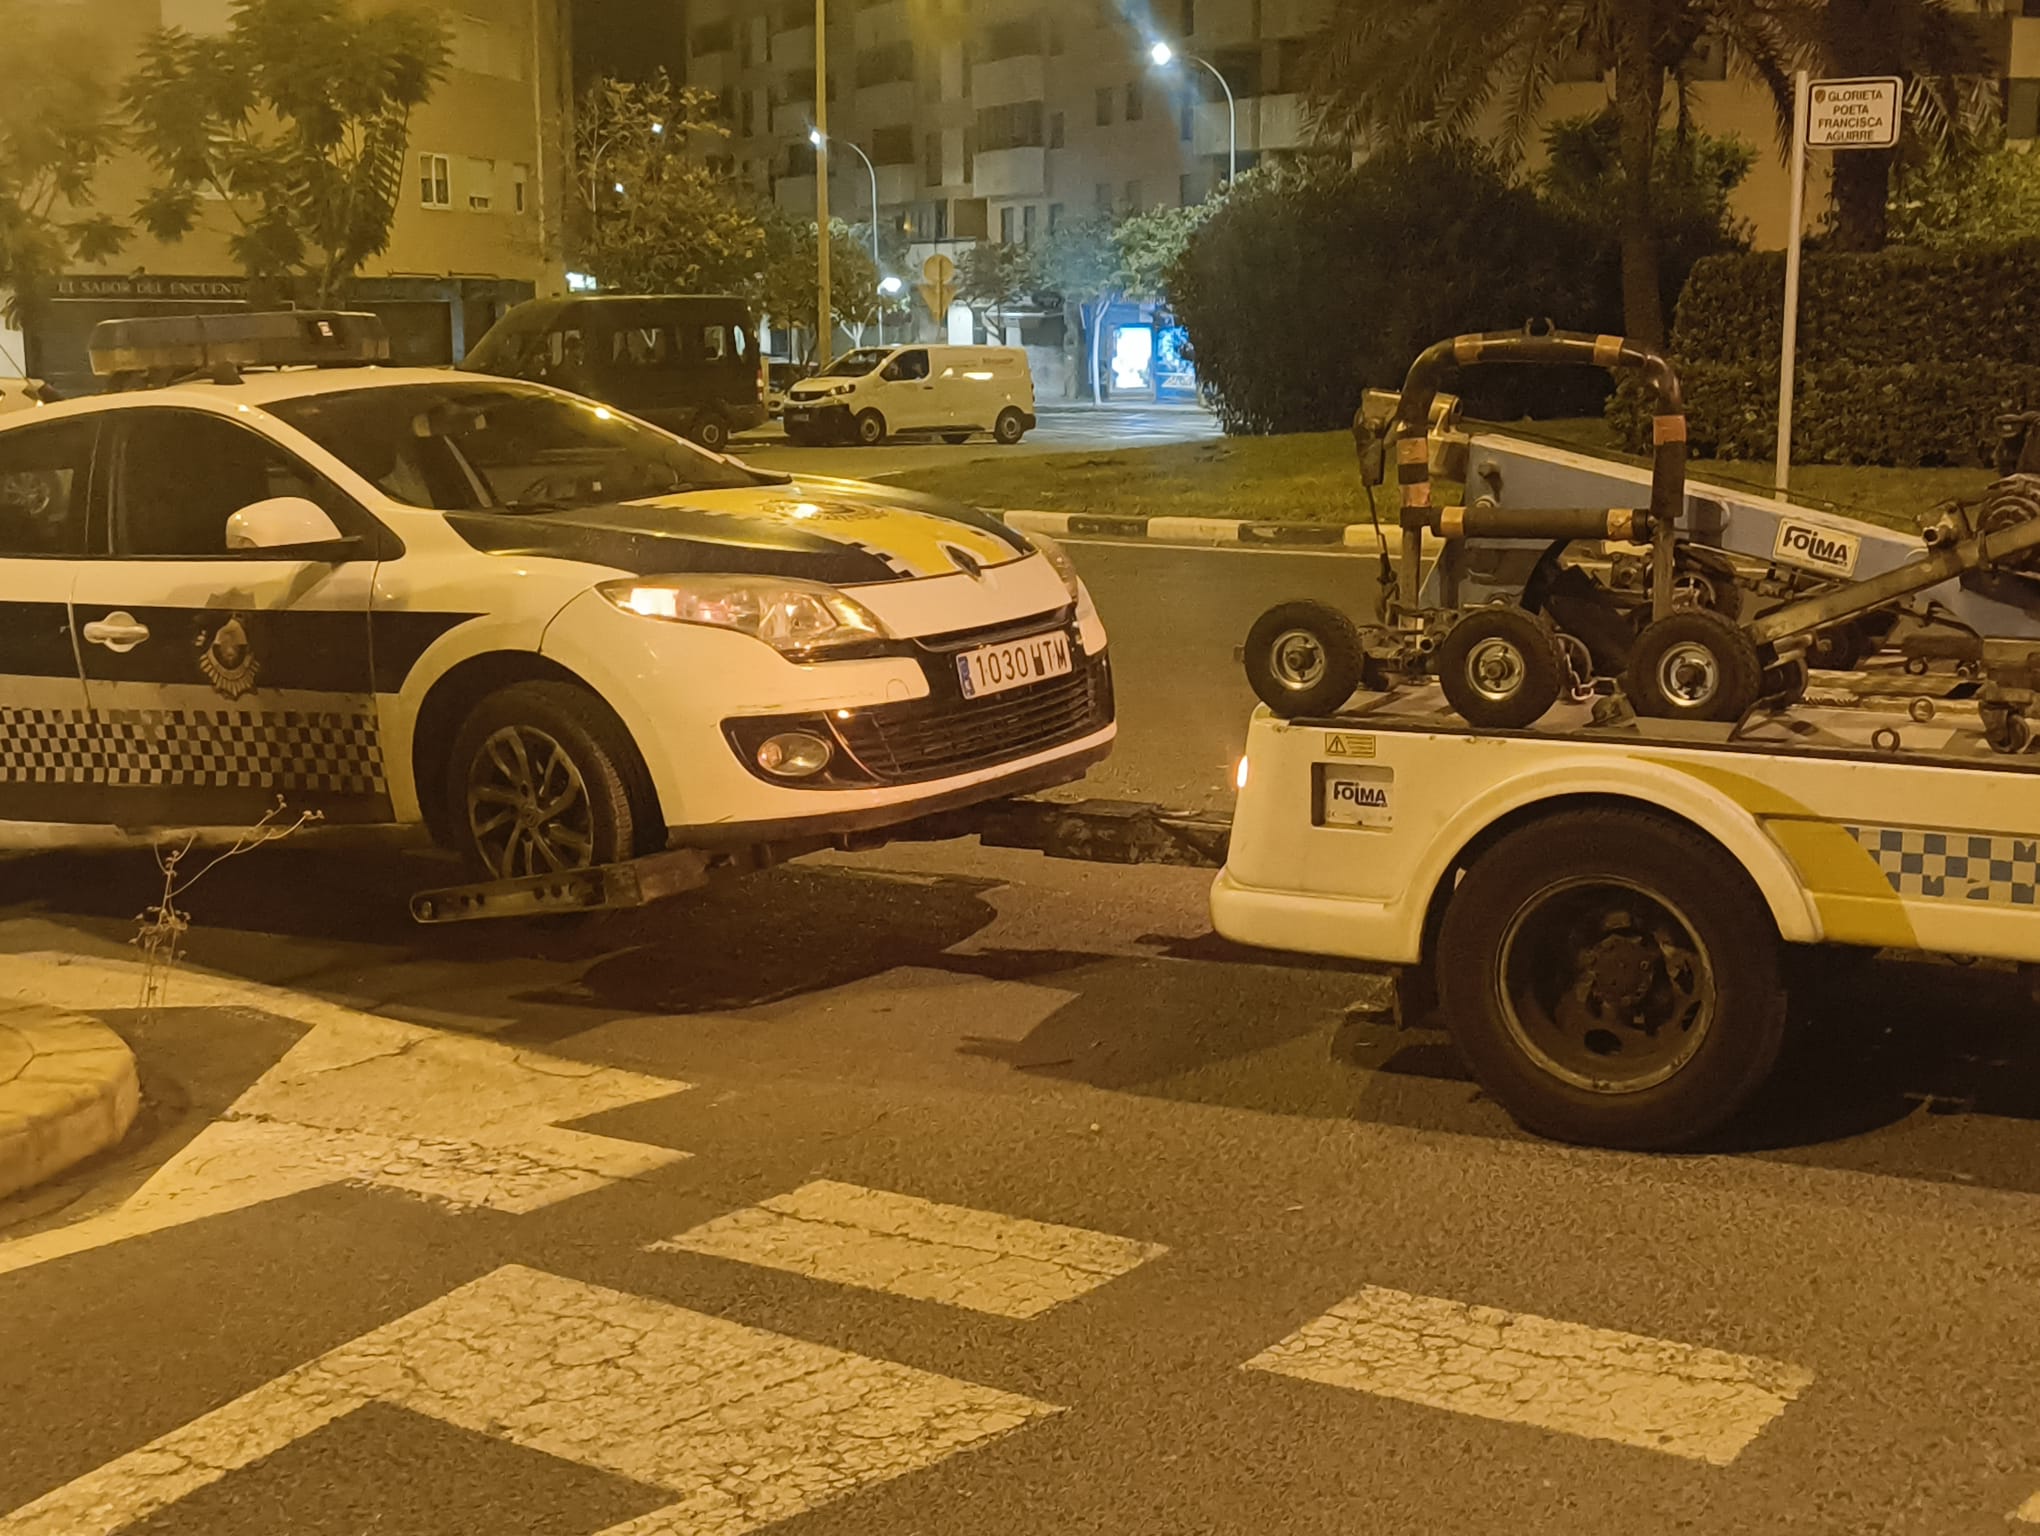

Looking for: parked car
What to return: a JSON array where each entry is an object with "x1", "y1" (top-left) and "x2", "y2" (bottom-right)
[
  {"x1": 461, "y1": 294, "x2": 767, "y2": 452},
  {"x1": 765, "y1": 360, "x2": 809, "y2": 419},
  {"x1": 0, "y1": 310, "x2": 1114, "y2": 883},
  {"x1": 783, "y1": 345, "x2": 1036, "y2": 447},
  {"x1": 0, "y1": 378, "x2": 57, "y2": 418}
]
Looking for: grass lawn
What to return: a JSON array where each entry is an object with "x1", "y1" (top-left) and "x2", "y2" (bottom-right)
[{"x1": 886, "y1": 418, "x2": 1997, "y2": 534}]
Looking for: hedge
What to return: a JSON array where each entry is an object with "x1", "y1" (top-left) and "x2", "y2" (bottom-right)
[{"x1": 1611, "y1": 244, "x2": 2040, "y2": 464}]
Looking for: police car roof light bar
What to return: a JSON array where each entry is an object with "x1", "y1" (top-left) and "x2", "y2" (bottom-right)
[{"x1": 88, "y1": 310, "x2": 391, "y2": 389}]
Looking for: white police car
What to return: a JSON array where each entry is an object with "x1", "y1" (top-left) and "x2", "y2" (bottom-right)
[{"x1": 0, "y1": 312, "x2": 1113, "y2": 881}]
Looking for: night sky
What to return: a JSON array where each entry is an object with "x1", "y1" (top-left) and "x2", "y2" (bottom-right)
[{"x1": 574, "y1": 0, "x2": 689, "y2": 84}]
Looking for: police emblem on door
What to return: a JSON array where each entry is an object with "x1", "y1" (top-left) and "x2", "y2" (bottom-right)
[{"x1": 196, "y1": 613, "x2": 260, "y2": 699}]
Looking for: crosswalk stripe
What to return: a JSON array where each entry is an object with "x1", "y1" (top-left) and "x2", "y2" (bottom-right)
[
  {"x1": 652, "y1": 1179, "x2": 1168, "y2": 1319},
  {"x1": 1244, "y1": 1285, "x2": 1814, "y2": 1466},
  {"x1": 0, "y1": 1264, "x2": 1058, "y2": 1536}
]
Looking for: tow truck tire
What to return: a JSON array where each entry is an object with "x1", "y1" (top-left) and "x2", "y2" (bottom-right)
[
  {"x1": 448, "y1": 682, "x2": 643, "y2": 882},
  {"x1": 1244, "y1": 600, "x2": 1365, "y2": 717},
  {"x1": 1625, "y1": 608, "x2": 1763, "y2": 722},
  {"x1": 1435, "y1": 809, "x2": 1787, "y2": 1150},
  {"x1": 1435, "y1": 607, "x2": 1567, "y2": 729}
]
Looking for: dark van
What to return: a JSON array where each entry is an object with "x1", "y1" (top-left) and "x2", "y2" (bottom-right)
[{"x1": 461, "y1": 294, "x2": 766, "y2": 451}]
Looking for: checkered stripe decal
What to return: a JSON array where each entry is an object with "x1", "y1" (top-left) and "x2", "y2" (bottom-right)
[
  {"x1": 1846, "y1": 825, "x2": 2040, "y2": 907},
  {"x1": 0, "y1": 708, "x2": 385, "y2": 795}
]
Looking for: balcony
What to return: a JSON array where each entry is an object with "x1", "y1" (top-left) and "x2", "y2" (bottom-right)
[
  {"x1": 1194, "y1": 94, "x2": 1306, "y2": 156},
  {"x1": 770, "y1": 99, "x2": 816, "y2": 138},
  {"x1": 771, "y1": 23, "x2": 815, "y2": 66},
  {"x1": 972, "y1": 145, "x2": 1047, "y2": 198},
  {"x1": 972, "y1": 54, "x2": 1044, "y2": 107},
  {"x1": 856, "y1": 79, "x2": 918, "y2": 125}
]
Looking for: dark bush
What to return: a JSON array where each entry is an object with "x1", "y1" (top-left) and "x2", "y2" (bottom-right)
[
  {"x1": 1611, "y1": 244, "x2": 2040, "y2": 464},
  {"x1": 1168, "y1": 145, "x2": 1616, "y2": 435}
]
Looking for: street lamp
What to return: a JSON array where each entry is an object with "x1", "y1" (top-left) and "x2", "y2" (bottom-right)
[
  {"x1": 1150, "y1": 40, "x2": 1236, "y2": 185},
  {"x1": 811, "y1": 126, "x2": 889, "y2": 343}
]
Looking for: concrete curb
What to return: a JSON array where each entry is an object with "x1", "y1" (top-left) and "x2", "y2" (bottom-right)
[
  {"x1": 0, "y1": 1003, "x2": 140, "y2": 1201},
  {"x1": 996, "y1": 508, "x2": 1405, "y2": 554}
]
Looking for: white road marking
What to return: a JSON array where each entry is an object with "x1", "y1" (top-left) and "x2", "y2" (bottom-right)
[
  {"x1": 1245, "y1": 1285, "x2": 1813, "y2": 1465},
  {"x1": 2015, "y1": 1489, "x2": 2040, "y2": 1523},
  {"x1": 654, "y1": 1178, "x2": 1167, "y2": 1319},
  {"x1": 0, "y1": 1264, "x2": 1057, "y2": 1536},
  {"x1": 0, "y1": 952, "x2": 688, "y2": 1277}
]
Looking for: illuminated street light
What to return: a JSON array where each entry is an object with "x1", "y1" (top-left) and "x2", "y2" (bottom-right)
[
  {"x1": 809, "y1": 126, "x2": 890, "y2": 343},
  {"x1": 1149, "y1": 39, "x2": 1236, "y2": 184},
  {"x1": 878, "y1": 276, "x2": 904, "y2": 296}
]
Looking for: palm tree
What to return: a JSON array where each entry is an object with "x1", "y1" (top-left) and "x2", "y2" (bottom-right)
[
  {"x1": 1817, "y1": 0, "x2": 1998, "y2": 251},
  {"x1": 1302, "y1": 0, "x2": 1809, "y2": 347}
]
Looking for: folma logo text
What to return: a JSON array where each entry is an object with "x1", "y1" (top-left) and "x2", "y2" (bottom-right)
[
  {"x1": 1331, "y1": 780, "x2": 1388, "y2": 809},
  {"x1": 1773, "y1": 521, "x2": 1860, "y2": 576}
]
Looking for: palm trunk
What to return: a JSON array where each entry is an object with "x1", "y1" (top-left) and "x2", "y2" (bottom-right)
[
  {"x1": 1612, "y1": 35, "x2": 1667, "y2": 348},
  {"x1": 1823, "y1": 0, "x2": 1891, "y2": 253}
]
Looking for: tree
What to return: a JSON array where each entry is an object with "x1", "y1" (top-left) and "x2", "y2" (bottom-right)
[
  {"x1": 1033, "y1": 214, "x2": 1120, "y2": 402},
  {"x1": 0, "y1": 1, "x2": 125, "y2": 328},
  {"x1": 1817, "y1": 0, "x2": 1996, "y2": 251},
  {"x1": 126, "y1": 0, "x2": 448, "y2": 308},
  {"x1": 955, "y1": 241, "x2": 1036, "y2": 338},
  {"x1": 573, "y1": 73, "x2": 765, "y2": 293},
  {"x1": 1888, "y1": 128, "x2": 2040, "y2": 249},
  {"x1": 751, "y1": 213, "x2": 882, "y2": 358},
  {"x1": 1301, "y1": 0, "x2": 1808, "y2": 347},
  {"x1": 1116, "y1": 202, "x2": 1211, "y2": 303}
]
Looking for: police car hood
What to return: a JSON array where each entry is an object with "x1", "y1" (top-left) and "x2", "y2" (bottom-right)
[{"x1": 446, "y1": 476, "x2": 1069, "y2": 633}]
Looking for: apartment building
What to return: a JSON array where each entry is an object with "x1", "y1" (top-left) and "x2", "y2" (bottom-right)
[{"x1": 14, "y1": 0, "x2": 575, "y2": 396}]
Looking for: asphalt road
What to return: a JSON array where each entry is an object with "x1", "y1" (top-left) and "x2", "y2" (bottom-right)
[{"x1": 8, "y1": 536, "x2": 2040, "y2": 1534}]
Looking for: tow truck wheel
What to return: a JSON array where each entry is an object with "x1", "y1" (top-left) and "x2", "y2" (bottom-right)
[
  {"x1": 1625, "y1": 608, "x2": 1762, "y2": 722},
  {"x1": 1436, "y1": 809, "x2": 1788, "y2": 1150},
  {"x1": 1434, "y1": 607, "x2": 1567, "y2": 729},
  {"x1": 1244, "y1": 600, "x2": 1365, "y2": 717},
  {"x1": 448, "y1": 683, "x2": 642, "y2": 881}
]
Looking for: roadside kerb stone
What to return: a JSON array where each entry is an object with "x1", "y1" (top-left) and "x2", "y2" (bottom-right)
[
  {"x1": 997, "y1": 508, "x2": 1408, "y2": 554},
  {"x1": 0, "y1": 1002, "x2": 140, "y2": 1201}
]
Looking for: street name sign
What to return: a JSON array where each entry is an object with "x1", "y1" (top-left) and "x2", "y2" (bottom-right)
[{"x1": 1807, "y1": 77, "x2": 1902, "y2": 148}]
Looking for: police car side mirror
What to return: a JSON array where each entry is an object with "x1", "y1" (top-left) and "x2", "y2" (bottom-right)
[{"x1": 226, "y1": 496, "x2": 357, "y2": 558}]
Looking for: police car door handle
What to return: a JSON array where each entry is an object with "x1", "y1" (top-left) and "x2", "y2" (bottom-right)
[{"x1": 81, "y1": 612, "x2": 150, "y2": 652}]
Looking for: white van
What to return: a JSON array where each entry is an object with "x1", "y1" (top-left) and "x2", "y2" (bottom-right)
[{"x1": 783, "y1": 345, "x2": 1036, "y2": 447}]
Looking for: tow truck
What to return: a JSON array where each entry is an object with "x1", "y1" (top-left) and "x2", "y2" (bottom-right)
[{"x1": 414, "y1": 329, "x2": 2040, "y2": 1152}]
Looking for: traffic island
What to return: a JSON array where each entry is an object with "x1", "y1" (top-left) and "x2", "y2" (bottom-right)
[{"x1": 0, "y1": 1003, "x2": 140, "y2": 1201}]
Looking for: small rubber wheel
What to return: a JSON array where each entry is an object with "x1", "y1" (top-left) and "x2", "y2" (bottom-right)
[
  {"x1": 689, "y1": 411, "x2": 730, "y2": 453},
  {"x1": 1434, "y1": 607, "x2": 1566, "y2": 729},
  {"x1": 1244, "y1": 600, "x2": 1365, "y2": 717},
  {"x1": 447, "y1": 682, "x2": 652, "y2": 881},
  {"x1": 1626, "y1": 608, "x2": 1763, "y2": 722},
  {"x1": 855, "y1": 410, "x2": 888, "y2": 446},
  {"x1": 1435, "y1": 808, "x2": 1787, "y2": 1149},
  {"x1": 1806, "y1": 622, "x2": 1869, "y2": 672},
  {"x1": 1760, "y1": 657, "x2": 1808, "y2": 706},
  {"x1": 1982, "y1": 702, "x2": 2033, "y2": 754},
  {"x1": 994, "y1": 408, "x2": 1027, "y2": 445},
  {"x1": 943, "y1": 431, "x2": 972, "y2": 444}
]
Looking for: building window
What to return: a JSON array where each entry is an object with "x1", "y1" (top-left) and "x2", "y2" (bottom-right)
[
  {"x1": 1095, "y1": 180, "x2": 1113, "y2": 209},
  {"x1": 873, "y1": 124, "x2": 916, "y2": 164},
  {"x1": 1096, "y1": 87, "x2": 1114, "y2": 126},
  {"x1": 983, "y1": 18, "x2": 1040, "y2": 61},
  {"x1": 419, "y1": 152, "x2": 451, "y2": 209},
  {"x1": 926, "y1": 132, "x2": 944, "y2": 185},
  {"x1": 513, "y1": 163, "x2": 529, "y2": 213},
  {"x1": 1180, "y1": 172, "x2": 1196, "y2": 207},
  {"x1": 691, "y1": 18, "x2": 734, "y2": 55},
  {"x1": 1001, "y1": 205, "x2": 1017, "y2": 241},
  {"x1": 465, "y1": 157, "x2": 494, "y2": 210},
  {"x1": 1023, "y1": 203, "x2": 1038, "y2": 242},
  {"x1": 963, "y1": 128, "x2": 975, "y2": 181},
  {"x1": 1049, "y1": 202, "x2": 1065, "y2": 232},
  {"x1": 1049, "y1": 112, "x2": 1066, "y2": 149},
  {"x1": 2012, "y1": 78, "x2": 2040, "y2": 139},
  {"x1": 1180, "y1": 101, "x2": 1194, "y2": 142},
  {"x1": 1125, "y1": 80, "x2": 1145, "y2": 121},
  {"x1": 1124, "y1": 178, "x2": 1142, "y2": 212},
  {"x1": 1181, "y1": 0, "x2": 1195, "y2": 35},
  {"x1": 976, "y1": 100, "x2": 1045, "y2": 152},
  {"x1": 855, "y1": 39, "x2": 916, "y2": 88},
  {"x1": 741, "y1": 90, "x2": 756, "y2": 136}
]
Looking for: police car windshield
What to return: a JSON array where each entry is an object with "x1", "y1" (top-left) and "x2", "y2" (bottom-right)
[
  {"x1": 815, "y1": 347, "x2": 891, "y2": 380},
  {"x1": 267, "y1": 381, "x2": 773, "y2": 513}
]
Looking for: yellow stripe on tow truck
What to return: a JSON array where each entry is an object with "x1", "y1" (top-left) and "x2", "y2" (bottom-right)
[{"x1": 1645, "y1": 757, "x2": 1916, "y2": 949}]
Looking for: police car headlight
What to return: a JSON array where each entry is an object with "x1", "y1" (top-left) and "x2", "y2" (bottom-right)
[
  {"x1": 598, "y1": 576, "x2": 890, "y2": 655},
  {"x1": 1027, "y1": 531, "x2": 1088, "y2": 608}
]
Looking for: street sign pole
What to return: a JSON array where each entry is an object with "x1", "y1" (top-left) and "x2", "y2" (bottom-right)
[
  {"x1": 1776, "y1": 74, "x2": 1902, "y2": 495},
  {"x1": 1777, "y1": 70, "x2": 1810, "y2": 495},
  {"x1": 813, "y1": 0, "x2": 832, "y2": 367}
]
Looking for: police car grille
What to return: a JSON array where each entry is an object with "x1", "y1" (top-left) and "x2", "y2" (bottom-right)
[{"x1": 838, "y1": 655, "x2": 1111, "y2": 783}]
